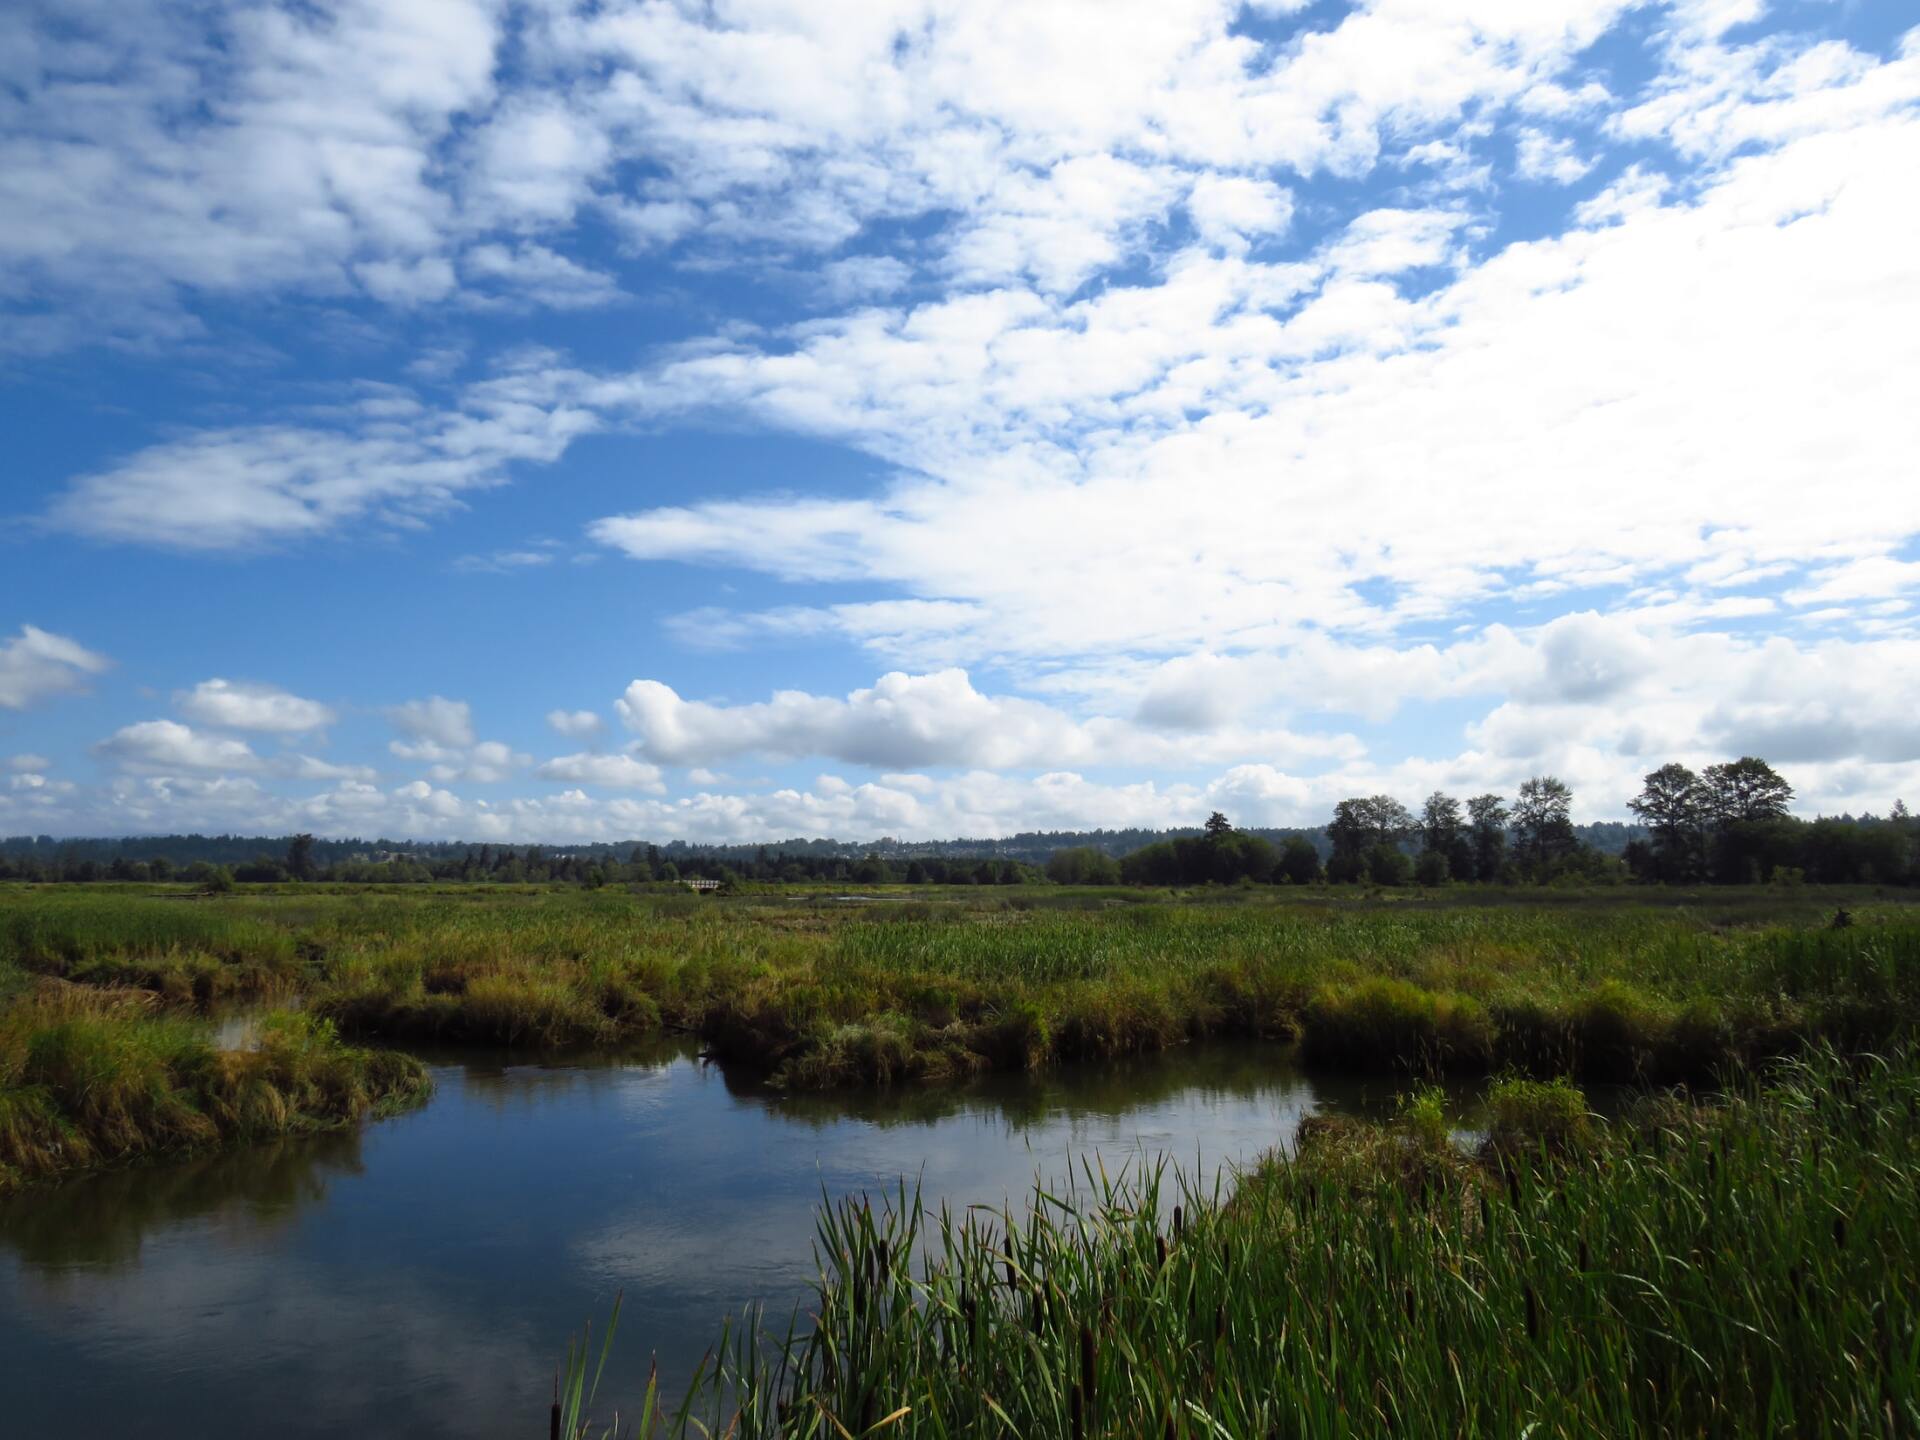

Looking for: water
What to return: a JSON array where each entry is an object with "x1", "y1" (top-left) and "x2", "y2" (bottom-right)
[{"x1": 0, "y1": 1041, "x2": 1434, "y2": 1438}]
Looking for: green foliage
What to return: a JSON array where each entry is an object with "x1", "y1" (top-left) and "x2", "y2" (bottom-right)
[
  {"x1": 7, "y1": 886, "x2": 1920, "y2": 1093},
  {"x1": 0, "y1": 985, "x2": 428, "y2": 1192},
  {"x1": 1045, "y1": 846, "x2": 1122, "y2": 885},
  {"x1": 1481, "y1": 1074, "x2": 1594, "y2": 1157},
  {"x1": 570, "y1": 1044, "x2": 1920, "y2": 1438}
]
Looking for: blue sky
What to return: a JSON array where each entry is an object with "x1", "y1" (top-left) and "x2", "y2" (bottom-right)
[{"x1": 2, "y1": 0, "x2": 1917, "y2": 843}]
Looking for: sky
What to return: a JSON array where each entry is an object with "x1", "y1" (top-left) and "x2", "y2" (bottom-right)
[{"x1": 2, "y1": 0, "x2": 1918, "y2": 845}]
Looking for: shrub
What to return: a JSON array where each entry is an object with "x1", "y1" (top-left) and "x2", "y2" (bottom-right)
[
  {"x1": 1482, "y1": 1075, "x2": 1594, "y2": 1157},
  {"x1": 1302, "y1": 978, "x2": 1495, "y2": 1073}
]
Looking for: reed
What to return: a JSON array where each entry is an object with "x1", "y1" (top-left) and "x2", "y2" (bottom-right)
[
  {"x1": 0, "y1": 985, "x2": 429, "y2": 1192},
  {"x1": 4, "y1": 885, "x2": 1919, "y2": 1087},
  {"x1": 564, "y1": 1042, "x2": 1920, "y2": 1437}
]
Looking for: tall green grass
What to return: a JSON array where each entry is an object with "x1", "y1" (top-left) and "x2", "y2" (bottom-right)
[
  {"x1": 567, "y1": 1043, "x2": 1920, "y2": 1437},
  {"x1": 5, "y1": 886, "x2": 1919, "y2": 1087},
  {"x1": 0, "y1": 984, "x2": 429, "y2": 1192}
]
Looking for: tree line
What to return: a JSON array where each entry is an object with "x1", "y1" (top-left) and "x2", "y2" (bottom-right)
[
  {"x1": 1, "y1": 757, "x2": 1911, "y2": 888},
  {"x1": 1051, "y1": 760, "x2": 1913, "y2": 889}
]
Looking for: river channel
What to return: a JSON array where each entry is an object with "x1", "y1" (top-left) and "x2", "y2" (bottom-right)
[{"x1": 0, "y1": 1039, "x2": 1451, "y2": 1438}]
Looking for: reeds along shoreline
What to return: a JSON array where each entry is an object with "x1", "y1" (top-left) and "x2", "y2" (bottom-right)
[
  {"x1": 0, "y1": 986, "x2": 430, "y2": 1193},
  {"x1": 4, "y1": 885, "x2": 1919, "y2": 1089},
  {"x1": 565, "y1": 1044, "x2": 1920, "y2": 1439}
]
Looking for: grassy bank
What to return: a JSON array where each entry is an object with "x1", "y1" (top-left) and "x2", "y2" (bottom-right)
[
  {"x1": 0, "y1": 980, "x2": 430, "y2": 1193},
  {"x1": 569, "y1": 1044, "x2": 1919, "y2": 1438},
  {"x1": 4, "y1": 884, "x2": 1919, "y2": 1088}
]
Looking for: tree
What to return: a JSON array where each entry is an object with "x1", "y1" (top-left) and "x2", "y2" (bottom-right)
[
  {"x1": 1419, "y1": 792, "x2": 1463, "y2": 857},
  {"x1": 1367, "y1": 843, "x2": 1414, "y2": 887},
  {"x1": 1327, "y1": 796, "x2": 1415, "y2": 880},
  {"x1": 1512, "y1": 776, "x2": 1576, "y2": 874},
  {"x1": 285, "y1": 832, "x2": 318, "y2": 882},
  {"x1": 1205, "y1": 811, "x2": 1233, "y2": 839},
  {"x1": 1702, "y1": 757, "x2": 1794, "y2": 826},
  {"x1": 1046, "y1": 846, "x2": 1120, "y2": 885},
  {"x1": 1413, "y1": 850, "x2": 1451, "y2": 887},
  {"x1": 1278, "y1": 836, "x2": 1322, "y2": 885},
  {"x1": 1627, "y1": 764, "x2": 1706, "y2": 880},
  {"x1": 1419, "y1": 791, "x2": 1476, "y2": 878},
  {"x1": 1466, "y1": 794, "x2": 1508, "y2": 881}
]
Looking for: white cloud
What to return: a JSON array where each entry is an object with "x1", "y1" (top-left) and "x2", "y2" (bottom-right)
[
  {"x1": 819, "y1": 255, "x2": 914, "y2": 302},
  {"x1": 535, "y1": 752, "x2": 666, "y2": 791},
  {"x1": 462, "y1": 243, "x2": 623, "y2": 309},
  {"x1": 1, "y1": 0, "x2": 501, "y2": 343},
  {"x1": 0, "y1": 625, "x2": 111, "y2": 710},
  {"x1": 7, "y1": 754, "x2": 52, "y2": 773},
  {"x1": 176, "y1": 678, "x2": 336, "y2": 733},
  {"x1": 1513, "y1": 127, "x2": 1594, "y2": 183},
  {"x1": 1186, "y1": 174, "x2": 1294, "y2": 251},
  {"x1": 50, "y1": 371, "x2": 600, "y2": 549},
  {"x1": 614, "y1": 667, "x2": 1358, "y2": 770},
  {"x1": 585, "y1": 39, "x2": 1920, "y2": 670},
  {"x1": 10, "y1": 2, "x2": 1920, "y2": 847},
  {"x1": 457, "y1": 741, "x2": 525, "y2": 784},
  {"x1": 387, "y1": 696, "x2": 476, "y2": 749},
  {"x1": 546, "y1": 709, "x2": 606, "y2": 738},
  {"x1": 283, "y1": 755, "x2": 378, "y2": 783},
  {"x1": 1785, "y1": 556, "x2": 1920, "y2": 607},
  {"x1": 95, "y1": 719, "x2": 263, "y2": 775}
]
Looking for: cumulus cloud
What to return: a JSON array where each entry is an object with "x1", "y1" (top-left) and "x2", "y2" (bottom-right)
[
  {"x1": 614, "y1": 667, "x2": 1359, "y2": 770},
  {"x1": 535, "y1": 752, "x2": 666, "y2": 791},
  {"x1": 547, "y1": 709, "x2": 606, "y2": 739},
  {"x1": 176, "y1": 679, "x2": 336, "y2": 734},
  {"x1": 1513, "y1": 127, "x2": 1595, "y2": 183},
  {"x1": 95, "y1": 720, "x2": 263, "y2": 775},
  {"x1": 0, "y1": 625, "x2": 111, "y2": 710},
  {"x1": 387, "y1": 696, "x2": 476, "y2": 750}
]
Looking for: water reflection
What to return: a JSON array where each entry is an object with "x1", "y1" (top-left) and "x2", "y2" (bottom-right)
[
  {"x1": 0, "y1": 1130, "x2": 363, "y2": 1271},
  {"x1": 0, "y1": 1039, "x2": 1451, "y2": 1440}
]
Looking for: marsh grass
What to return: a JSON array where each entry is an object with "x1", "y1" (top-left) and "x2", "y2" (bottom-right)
[
  {"x1": 564, "y1": 1043, "x2": 1920, "y2": 1438},
  {"x1": 5, "y1": 885, "x2": 1920, "y2": 1089},
  {"x1": 0, "y1": 984, "x2": 429, "y2": 1192}
]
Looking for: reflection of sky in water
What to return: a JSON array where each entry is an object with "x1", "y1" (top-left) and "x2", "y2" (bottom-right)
[{"x1": 0, "y1": 1041, "x2": 1420, "y2": 1440}]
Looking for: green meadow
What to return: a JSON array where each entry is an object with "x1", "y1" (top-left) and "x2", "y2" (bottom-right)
[{"x1": 2, "y1": 880, "x2": 1917, "y2": 1190}]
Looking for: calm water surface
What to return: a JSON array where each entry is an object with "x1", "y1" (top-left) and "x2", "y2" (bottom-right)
[{"x1": 0, "y1": 1041, "x2": 1436, "y2": 1438}]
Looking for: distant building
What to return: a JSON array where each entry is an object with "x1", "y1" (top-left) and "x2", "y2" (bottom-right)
[{"x1": 683, "y1": 877, "x2": 721, "y2": 892}]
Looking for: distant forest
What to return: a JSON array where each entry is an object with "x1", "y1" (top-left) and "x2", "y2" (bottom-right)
[{"x1": 1, "y1": 757, "x2": 1912, "y2": 889}]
